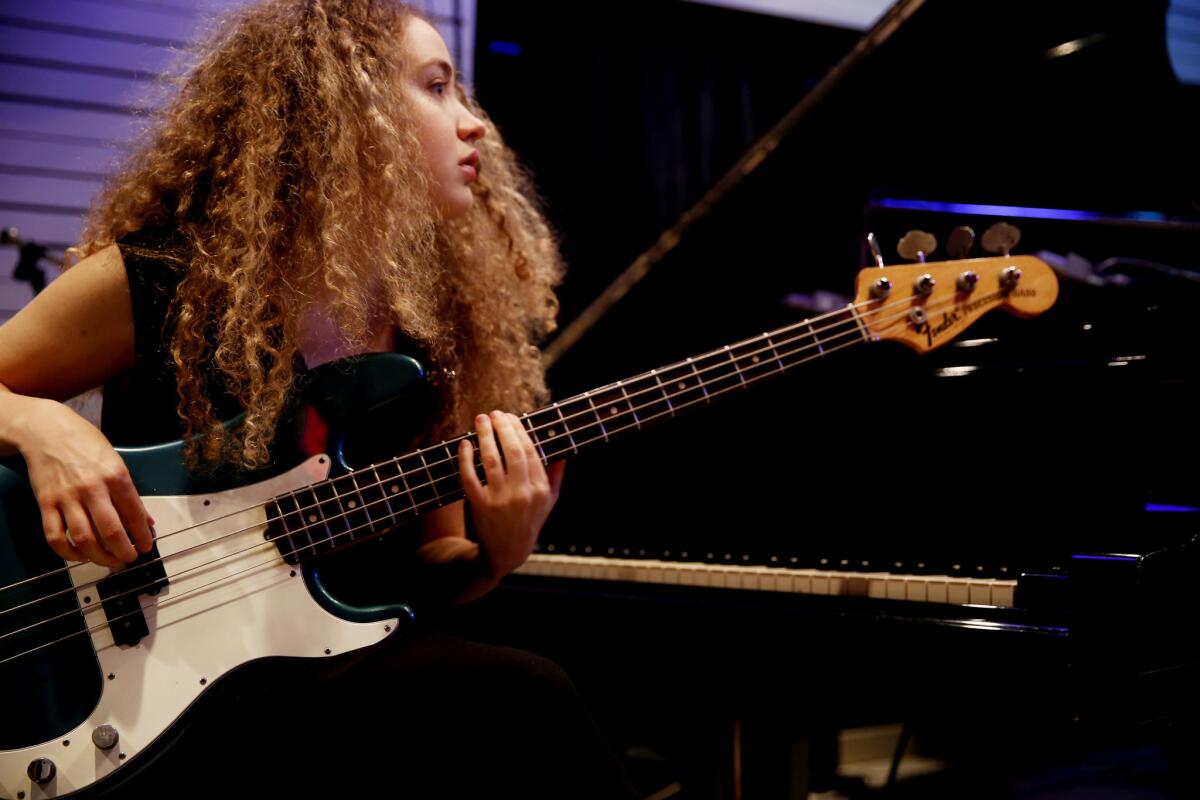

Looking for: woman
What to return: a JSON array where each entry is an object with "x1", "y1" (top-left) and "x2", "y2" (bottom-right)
[{"x1": 0, "y1": 1, "x2": 634, "y2": 796}]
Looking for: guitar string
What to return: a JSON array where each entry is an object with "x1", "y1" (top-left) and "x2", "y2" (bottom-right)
[
  {"x1": 0, "y1": 331, "x2": 878, "y2": 666},
  {"x1": 0, "y1": 283, "x2": 1013, "y2": 630},
  {"x1": 0, "y1": 280, "x2": 1021, "y2": 661},
  {"x1": 0, "y1": 282, "x2": 1021, "y2": 644},
  {"x1": 0, "y1": 283, "x2": 923, "y2": 599}
]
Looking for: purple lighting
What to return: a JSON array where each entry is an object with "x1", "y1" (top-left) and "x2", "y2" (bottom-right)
[
  {"x1": 874, "y1": 197, "x2": 1168, "y2": 224},
  {"x1": 1145, "y1": 503, "x2": 1200, "y2": 512}
]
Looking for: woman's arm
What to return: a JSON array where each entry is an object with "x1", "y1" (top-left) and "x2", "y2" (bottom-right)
[{"x1": 0, "y1": 244, "x2": 154, "y2": 566}]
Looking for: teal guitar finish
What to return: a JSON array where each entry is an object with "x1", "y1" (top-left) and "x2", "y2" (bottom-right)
[{"x1": 0, "y1": 353, "x2": 431, "y2": 759}]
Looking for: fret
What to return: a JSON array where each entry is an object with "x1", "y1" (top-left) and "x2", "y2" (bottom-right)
[
  {"x1": 692, "y1": 348, "x2": 740, "y2": 396},
  {"x1": 582, "y1": 394, "x2": 609, "y2": 444},
  {"x1": 655, "y1": 361, "x2": 707, "y2": 410},
  {"x1": 531, "y1": 405, "x2": 576, "y2": 460},
  {"x1": 266, "y1": 493, "x2": 307, "y2": 564},
  {"x1": 394, "y1": 452, "x2": 439, "y2": 510},
  {"x1": 553, "y1": 403, "x2": 580, "y2": 455},
  {"x1": 648, "y1": 369, "x2": 675, "y2": 419},
  {"x1": 435, "y1": 442, "x2": 463, "y2": 500},
  {"x1": 367, "y1": 464, "x2": 397, "y2": 521},
  {"x1": 806, "y1": 319, "x2": 825, "y2": 355},
  {"x1": 520, "y1": 414, "x2": 550, "y2": 464},
  {"x1": 342, "y1": 471, "x2": 376, "y2": 537},
  {"x1": 586, "y1": 382, "x2": 639, "y2": 437},
  {"x1": 311, "y1": 480, "x2": 352, "y2": 549},
  {"x1": 688, "y1": 358, "x2": 710, "y2": 401},
  {"x1": 376, "y1": 458, "x2": 420, "y2": 518},
  {"x1": 292, "y1": 488, "x2": 334, "y2": 555},
  {"x1": 729, "y1": 338, "x2": 777, "y2": 383},
  {"x1": 618, "y1": 384, "x2": 641, "y2": 429},
  {"x1": 847, "y1": 303, "x2": 872, "y2": 342},
  {"x1": 764, "y1": 332, "x2": 786, "y2": 372}
]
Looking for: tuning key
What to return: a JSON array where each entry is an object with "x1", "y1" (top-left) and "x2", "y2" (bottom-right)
[
  {"x1": 897, "y1": 230, "x2": 937, "y2": 263},
  {"x1": 866, "y1": 232, "x2": 885, "y2": 267},
  {"x1": 946, "y1": 226, "x2": 975, "y2": 259},
  {"x1": 981, "y1": 222, "x2": 1021, "y2": 256}
]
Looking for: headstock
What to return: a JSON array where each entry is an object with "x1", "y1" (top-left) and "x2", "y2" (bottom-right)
[{"x1": 853, "y1": 223, "x2": 1058, "y2": 353}]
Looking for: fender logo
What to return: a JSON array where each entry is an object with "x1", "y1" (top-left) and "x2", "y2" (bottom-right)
[{"x1": 916, "y1": 288, "x2": 1037, "y2": 347}]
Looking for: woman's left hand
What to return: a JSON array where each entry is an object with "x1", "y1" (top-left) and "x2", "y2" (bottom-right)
[{"x1": 458, "y1": 410, "x2": 565, "y2": 578}]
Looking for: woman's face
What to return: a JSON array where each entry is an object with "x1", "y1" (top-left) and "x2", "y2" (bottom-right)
[{"x1": 401, "y1": 17, "x2": 486, "y2": 219}]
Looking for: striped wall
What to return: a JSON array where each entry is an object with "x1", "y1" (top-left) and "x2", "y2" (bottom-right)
[{"x1": 0, "y1": 0, "x2": 473, "y2": 324}]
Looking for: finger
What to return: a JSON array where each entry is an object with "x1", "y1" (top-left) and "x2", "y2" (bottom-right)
[
  {"x1": 108, "y1": 475, "x2": 154, "y2": 554},
  {"x1": 86, "y1": 491, "x2": 139, "y2": 563},
  {"x1": 515, "y1": 413, "x2": 543, "y2": 472},
  {"x1": 491, "y1": 410, "x2": 527, "y2": 481},
  {"x1": 40, "y1": 504, "x2": 87, "y2": 563},
  {"x1": 458, "y1": 438, "x2": 485, "y2": 506},
  {"x1": 475, "y1": 413, "x2": 505, "y2": 487},
  {"x1": 547, "y1": 461, "x2": 566, "y2": 500},
  {"x1": 63, "y1": 500, "x2": 121, "y2": 568}
]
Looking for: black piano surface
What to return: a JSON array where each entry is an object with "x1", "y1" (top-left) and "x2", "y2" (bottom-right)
[{"x1": 440, "y1": 0, "x2": 1200, "y2": 789}]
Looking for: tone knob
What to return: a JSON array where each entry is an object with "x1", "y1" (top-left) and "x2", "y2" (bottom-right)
[
  {"x1": 27, "y1": 757, "x2": 56, "y2": 784},
  {"x1": 92, "y1": 724, "x2": 120, "y2": 750}
]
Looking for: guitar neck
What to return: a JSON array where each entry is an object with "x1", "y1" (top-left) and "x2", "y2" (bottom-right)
[{"x1": 269, "y1": 305, "x2": 870, "y2": 555}]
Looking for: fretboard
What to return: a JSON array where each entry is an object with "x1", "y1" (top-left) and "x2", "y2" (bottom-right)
[{"x1": 266, "y1": 305, "x2": 868, "y2": 563}]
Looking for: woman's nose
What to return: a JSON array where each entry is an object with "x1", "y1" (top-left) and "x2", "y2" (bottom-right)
[{"x1": 459, "y1": 109, "x2": 486, "y2": 143}]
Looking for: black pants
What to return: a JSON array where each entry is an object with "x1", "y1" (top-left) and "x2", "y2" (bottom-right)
[{"x1": 109, "y1": 626, "x2": 638, "y2": 798}]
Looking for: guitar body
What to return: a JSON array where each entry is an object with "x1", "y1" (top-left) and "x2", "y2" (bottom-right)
[
  {"x1": 0, "y1": 254, "x2": 1059, "y2": 798},
  {"x1": 0, "y1": 353, "x2": 434, "y2": 799}
]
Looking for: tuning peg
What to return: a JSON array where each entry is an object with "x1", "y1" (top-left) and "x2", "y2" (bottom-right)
[
  {"x1": 946, "y1": 226, "x2": 975, "y2": 259},
  {"x1": 981, "y1": 222, "x2": 1021, "y2": 256},
  {"x1": 897, "y1": 230, "x2": 937, "y2": 263},
  {"x1": 866, "y1": 232, "x2": 885, "y2": 267}
]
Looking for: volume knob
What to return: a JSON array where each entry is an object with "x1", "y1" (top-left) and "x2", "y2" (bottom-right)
[
  {"x1": 92, "y1": 724, "x2": 120, "y2": 750},
  {"x1": 27, "y1": 757, "x2": 56, "y2": 784}
]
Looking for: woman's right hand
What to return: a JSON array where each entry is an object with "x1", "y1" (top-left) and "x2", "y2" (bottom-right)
[{"x1": 11, "y1": 395, "x2": 153, "y2": 568}]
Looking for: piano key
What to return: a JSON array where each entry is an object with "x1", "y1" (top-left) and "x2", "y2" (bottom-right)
[{"x1": 513, "y1": 555, "x2": 1018, "y2": 608}]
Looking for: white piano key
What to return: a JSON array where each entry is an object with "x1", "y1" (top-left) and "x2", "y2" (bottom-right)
[
  {"x1": 515, "y1": 555, "x2": 1020, "y2": 610},
  {"x1": 947, "y1": 579, "x2": 971, "y2": 605},
  {"x1": 905, "y1": 579, "x2": 928, "y2": 602},
  {"x1": 968, "y1": 580, "x2": 993, "y2": 605},
  {"x1": 991, "y1": 581, "x2": 1017, "y2": 608},
  {"x1": 925, "y1": 580, "x2": 949, "y2": 604}
]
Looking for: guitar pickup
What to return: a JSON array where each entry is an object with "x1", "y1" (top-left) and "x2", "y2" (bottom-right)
[{"x1": 96, "y1": 545, "x2": 169, "y2": 647}]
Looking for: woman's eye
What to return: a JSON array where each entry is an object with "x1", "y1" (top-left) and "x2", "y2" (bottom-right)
[{"x1": 431, "y1": 81, "x2": 447, "y2": 96}]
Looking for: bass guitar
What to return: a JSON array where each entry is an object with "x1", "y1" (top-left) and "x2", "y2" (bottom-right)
[{"x1": 0, "y1": 254, "x2": 1057, "y2": 797}]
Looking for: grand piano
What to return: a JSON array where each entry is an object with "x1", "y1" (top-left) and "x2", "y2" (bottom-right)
[{"x1": 437, "y1": 0, "x2": 1200, "y2": 794}]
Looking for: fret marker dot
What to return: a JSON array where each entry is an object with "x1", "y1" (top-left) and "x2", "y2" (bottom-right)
[
  {"x1": 677, "y1": 382, "x2": 687, "y2": 390},
  {"x1": 390, "y1": 485, "x2": 399, "y2": 493},
  {"x1": 548, "y1": 428, "x2": 556, "y2": 436},
  {"x1": 308, "y1": 514, "x2": 318, "y2": 524},
  {"x1": 608, "y1": 406, "x2": 618, "y2": 415},
  {"x1": 348, "y1": 500, "x2": 357, "y2": 508},
  {"x1": 752, "y1": 355, "x2": 761, "y2": 363}
]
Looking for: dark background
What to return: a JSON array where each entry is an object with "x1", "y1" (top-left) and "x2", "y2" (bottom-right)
[{"x1": 470, "y1": 0, "x2": 1200, "y2": 567}]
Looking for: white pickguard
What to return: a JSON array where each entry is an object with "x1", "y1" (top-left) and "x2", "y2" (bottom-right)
[{"x1": 0, "y1": 455, "x2": 398, "y2": 799}]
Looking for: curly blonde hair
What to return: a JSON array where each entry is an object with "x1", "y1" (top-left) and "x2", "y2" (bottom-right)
[{"x1": 71, "y1": 0, "x2": 562, "y2": 469}]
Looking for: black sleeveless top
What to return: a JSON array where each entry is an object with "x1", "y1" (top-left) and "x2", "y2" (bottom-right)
[
  {"x1": 101, "y1": 225, "x2": 436, "y2": 452},
  {"x1": 100, "y1": 224, "x2": 245, "y2": 447}
]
